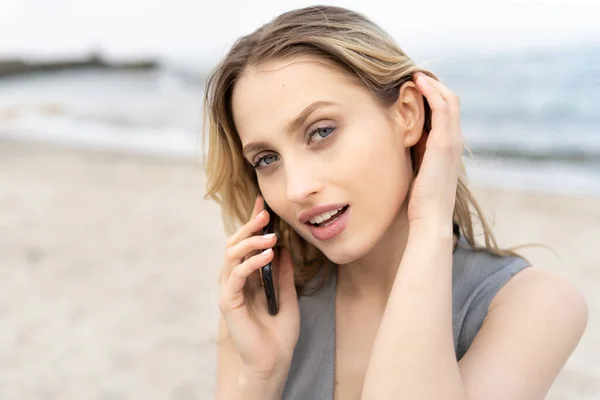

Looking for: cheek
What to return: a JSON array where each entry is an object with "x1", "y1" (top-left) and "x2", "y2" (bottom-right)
[
  {"x1": 346, "y1": 122, "x2": 413, "y2": 220},
  {"x1": 259, "y1": 179, "x2": 298, "y2": 231},
  {"x1": 340, "y1": 121, "x2": 410, "y2": 182}
]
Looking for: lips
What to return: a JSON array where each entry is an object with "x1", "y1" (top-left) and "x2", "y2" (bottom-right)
[
  {"x1": 298, "y1": 203, "x2": 349, "y2": 224},
  {"x1": 308, "y1": 206, "x2": 346, "y2": 226},
  {"x1": 306, "y1": 205, "x2": 350, "y2": 241}
]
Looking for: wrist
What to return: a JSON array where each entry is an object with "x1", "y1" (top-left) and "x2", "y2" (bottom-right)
[
  {"x1": 240, "y1": 358, "x2": 291, "y2": 381},
  {"x1": 237, "y1": 365, "x2": 289, "y2": 399},
  {"x1": 408, "y1": 219, "x2": 454, "y2": 240}
]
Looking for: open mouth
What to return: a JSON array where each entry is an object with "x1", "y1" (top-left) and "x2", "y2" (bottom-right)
[{"x1": 308, "y1": 205, "x2": 349, "y2": 228}]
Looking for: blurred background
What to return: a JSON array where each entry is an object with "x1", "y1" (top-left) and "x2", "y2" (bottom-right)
[{"x1": 0, "y1": 0, "x2": 599, "y2": 399}]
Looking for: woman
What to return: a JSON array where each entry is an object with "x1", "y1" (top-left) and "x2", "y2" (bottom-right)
[{"x1": 204, "y1": 6, "x2": 587, "y2": 400}]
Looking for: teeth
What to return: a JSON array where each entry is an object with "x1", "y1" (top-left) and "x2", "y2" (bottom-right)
[
  {"x1": 319, "y1": 211, "x2": 332, "y2": 222},
  {"x1": 309, "y1": 207, "x2": 344, "y2": 225}
]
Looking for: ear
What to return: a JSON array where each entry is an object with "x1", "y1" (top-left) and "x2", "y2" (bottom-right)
[{"x1": 393, "y1": 81, "x2": 425, "y2": 149}]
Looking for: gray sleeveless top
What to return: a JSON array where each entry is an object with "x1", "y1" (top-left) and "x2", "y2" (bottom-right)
[{"x1": 282, "y1": 236, "x2": 530, "y2": 400}]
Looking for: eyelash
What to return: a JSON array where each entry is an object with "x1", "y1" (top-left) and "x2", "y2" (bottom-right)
[{"x1": 251, "y1": 125, "x2": 337, "y2": 169}]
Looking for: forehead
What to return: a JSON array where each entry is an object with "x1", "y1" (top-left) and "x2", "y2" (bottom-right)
[
  {"x1": 234, "y1": 56, "x2": 355, "y2": 101},
  {"x1": 231, "y1": 56, "x2": 366, "y2": 138}
]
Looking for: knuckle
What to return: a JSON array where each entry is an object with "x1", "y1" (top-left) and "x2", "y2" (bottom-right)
[
  {"x1": 233, "y1": 263, "x2": 250, "y2": 279},
  {"x1": 217, "y1": 296, "x2": 229, "y2": 313},
  {"x1": 225, "y1": 236, "x2": 236, "y2": 248},
  {"x1": 238, "y1": 238, "x2": 256, "y2": 255},
  {"x1": 436, "y1": 101, "x2": 450, "y2": 113},
  {"x1": 224, "y1": 246, "x2": 237, "y2": 262},
  {"x1": 231, "y1": 264, "x2": 242, "y2": 278},
  {"x1": 451, "y1": 93, "x2": 460, "y2": 106}
]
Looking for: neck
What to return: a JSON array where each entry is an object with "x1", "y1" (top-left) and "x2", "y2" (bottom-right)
[{"x1": 335, "y1": 204, "x2": 411, "y2": 308}]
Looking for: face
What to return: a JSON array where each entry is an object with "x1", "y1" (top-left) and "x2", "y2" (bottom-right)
[{"x1": 232, "y1": 56, "x2": 424, "y2": 264}]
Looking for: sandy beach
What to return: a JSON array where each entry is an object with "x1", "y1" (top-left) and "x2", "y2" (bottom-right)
[{"x1": 1, "y1": 138, "x2": 598, "y2": 399}]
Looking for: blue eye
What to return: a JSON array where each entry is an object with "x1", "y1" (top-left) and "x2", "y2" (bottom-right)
[
  {"x1": 253, "y1": 154, "x2": 279, "y2": 169},
  {"x1": 309, "y1": 126, "x2": 335, "y2": 143}
]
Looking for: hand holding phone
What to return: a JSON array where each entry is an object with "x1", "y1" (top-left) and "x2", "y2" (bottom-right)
[{"x1": 218, "y1": 196, "x2": 300, "y2": 379}]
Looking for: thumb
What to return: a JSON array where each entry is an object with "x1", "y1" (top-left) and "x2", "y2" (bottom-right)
[{"x1": 276, "y1": 247, "x2": 298, "y2": 311}]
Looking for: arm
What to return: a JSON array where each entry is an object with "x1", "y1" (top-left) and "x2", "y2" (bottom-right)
[
  {"x1": 361, "y1": 72, "x2": 587, "y2": 400},
  {"x1": 361, "y1": 224, "x2": 465, "y2": 400},
  {"x1": 360, "y1": 71, "x2": 467, "y2": 400},
  {"x1": 361, "y1": 226, "x2": 587, "y2": 400},
  {"x1": 362, "y1": 223, "x2": 587, "y2": 400}
]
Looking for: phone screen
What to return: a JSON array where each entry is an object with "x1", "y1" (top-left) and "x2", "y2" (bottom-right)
[{"x1": 261, "y1": 202, "x2": 279, "y2": 315}]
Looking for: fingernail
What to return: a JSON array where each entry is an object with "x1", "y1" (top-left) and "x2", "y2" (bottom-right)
[
  {"x1": 416, "y1": 73, "x2": 429, "y2": 86},
  {"x1": 255, "y1": 210, "x2": 265, "y2": 219},
  {"x1": 264, "y1": 233, "x2": 276, "y2": 239},
  {"x1": 262, "y1": 248, "x2": 273, "y2": 255}
]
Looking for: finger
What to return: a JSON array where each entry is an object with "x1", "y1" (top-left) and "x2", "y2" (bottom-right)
[
  {"x1": 414, "y1": 73, "x2": 448, "y2": 112},
  {"x1": 225, "y1": 233, "x2": 278, "y2": 269},
  {"x1": 250, "y1": 195, "x2": 264, "y2": 219},
  {"x1": 421, "y1": 75, "x2": 459, "y2": 108},
  {"x1": 414, "y1": 73, "x2": 463, "y2": 151},
  {"x1": 225, "y1": 198, "x2": 269, "y2": 250},
  {"x1": 224, "y1": 248, "x2": 275, "y2": 305},
  {"x1": 222, "y1": 217, "x2": 273, "y2": 283},
  {"x1": 414, "y1": 73, "x2": 451, "y2": 135},
  {"x1": 420, "y1": 76, "x2": 462, "y2": 134}
]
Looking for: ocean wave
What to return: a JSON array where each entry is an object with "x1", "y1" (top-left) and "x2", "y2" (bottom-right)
[{"x1": 469, "y1": 147, "x2": 600, "y2": 164}]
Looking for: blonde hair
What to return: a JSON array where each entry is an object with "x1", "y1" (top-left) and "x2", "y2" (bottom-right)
[{"x1": 203, "y1": 5, "x2": 523, "y2": 294}]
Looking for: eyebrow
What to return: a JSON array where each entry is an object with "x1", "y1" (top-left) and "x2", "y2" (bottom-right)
[{"x1": 242, "y1": 100, "x2": 339, "y2": 158}]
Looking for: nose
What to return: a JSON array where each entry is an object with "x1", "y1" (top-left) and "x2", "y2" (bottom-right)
[{"x1": 285, "y1": 159, "x2": 323, "y2": 204}]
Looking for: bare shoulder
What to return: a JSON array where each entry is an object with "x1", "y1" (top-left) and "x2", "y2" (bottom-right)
[
  {"x1": 488, "y1": 266, "x2": 588, "y2": 353},
  {"x1": 490, "y1": 266, "x2": 588, "y2": 325},
  {"x1": 458, "y1": 266, "x2": 588, "y2": 400}
]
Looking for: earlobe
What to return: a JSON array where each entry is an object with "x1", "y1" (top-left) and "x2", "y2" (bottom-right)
[{"x1": 403, "y1": 126, "x2": 423, "y2": 149}]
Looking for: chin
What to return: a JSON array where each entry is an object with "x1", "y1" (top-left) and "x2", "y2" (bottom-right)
[
  {"x1": 315, "y1": 234, "x2": 377, "y2": 266},
  {"x1": 321, "y1": 249, "x2": 361, "y2": 265}
]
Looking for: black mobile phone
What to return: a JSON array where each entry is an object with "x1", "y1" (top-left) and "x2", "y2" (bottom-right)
[{"x1": 261, "y1": 202, "x2": 279, "y2": 315}]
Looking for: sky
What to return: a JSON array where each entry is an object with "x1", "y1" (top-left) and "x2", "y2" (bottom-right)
[{"x1": 1, "y1": 0, "x2": 599, "y2": 67}]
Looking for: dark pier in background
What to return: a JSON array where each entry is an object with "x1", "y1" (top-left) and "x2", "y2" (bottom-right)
[{"x1": 0, "y1": 52, "x2": 159, "y2": 78}]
